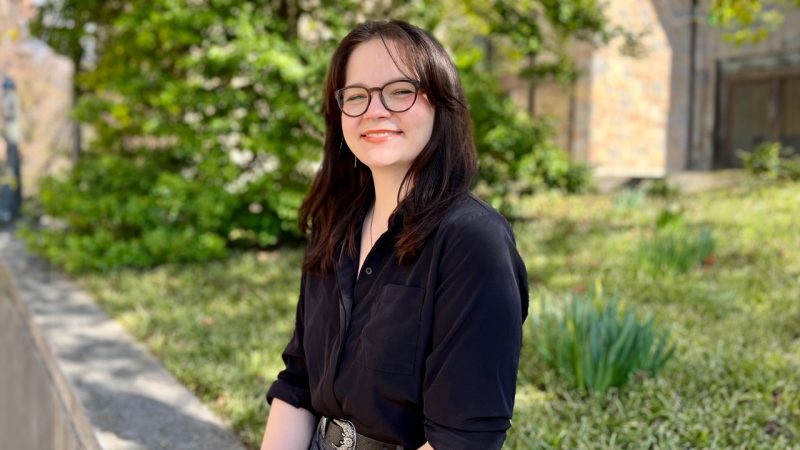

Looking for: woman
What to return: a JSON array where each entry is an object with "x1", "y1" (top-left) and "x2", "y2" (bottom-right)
[{"x1": 261, "y1": 20, "x2": 528, "y2": 450}]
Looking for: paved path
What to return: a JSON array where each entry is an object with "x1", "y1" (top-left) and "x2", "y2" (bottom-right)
[{"x1": 0, "y1": 230, "x2": 247, "y2": 450}]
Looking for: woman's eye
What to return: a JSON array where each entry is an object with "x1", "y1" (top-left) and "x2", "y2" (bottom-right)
[
  {"x1": 346, "y1": 94, "x2": 367, "y2": 103},
  {"x1": 390, "y1": 89, "x2": 413, "y2": 96}
]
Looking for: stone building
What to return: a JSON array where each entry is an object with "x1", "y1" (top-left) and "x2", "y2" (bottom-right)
[
  {"x1": 0, "y1": 0, "x2": 73, "y2": 195},
  {"x1": 2, "y1": 0, "x2": 799, "y2": 189},
  {"x1": 507, "y1": 0, "x2": 800, "y2": 178}
]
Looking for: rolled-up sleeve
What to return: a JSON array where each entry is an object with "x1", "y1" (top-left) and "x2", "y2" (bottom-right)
[
  {"x1": 266, "y1": 273, "x2": 314, "y2": 412},
  {"x1": 423, "y1": 212, "x2": 529, "y2": 450}
]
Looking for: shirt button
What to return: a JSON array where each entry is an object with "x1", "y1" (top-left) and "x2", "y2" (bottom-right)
[{"x1": 365, "y1": 267, "x2": 373, "y2": 275}]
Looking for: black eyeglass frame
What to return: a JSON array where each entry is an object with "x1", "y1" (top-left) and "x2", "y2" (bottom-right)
[{"x1": 335, "y1": 79, "x2": 422, "y2": 118}]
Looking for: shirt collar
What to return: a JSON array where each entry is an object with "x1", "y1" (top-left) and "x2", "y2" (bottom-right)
[{"x1": 354, "y1": 204, "x2": 405, "y2": 235}]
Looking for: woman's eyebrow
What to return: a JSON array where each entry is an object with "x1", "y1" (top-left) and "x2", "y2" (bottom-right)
[{"x1": 341, "y1": 78, "x2": 411, "y2": 89}]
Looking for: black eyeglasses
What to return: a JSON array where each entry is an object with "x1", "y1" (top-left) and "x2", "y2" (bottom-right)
[{"x1": 335, "y1": 79, "x2": 421, "y2": 117}]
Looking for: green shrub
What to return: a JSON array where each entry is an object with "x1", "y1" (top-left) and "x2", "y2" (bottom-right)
[
  {"x1": 18, "y1": 152, "x2": 240, "y2": 272},
  {"x1": 463, "y1": 67, "x2": 593, "y2": 215},
  {"x1": 739, "y1": 141, "x2": 800, "y2": 181},
  {"x1": 780, "y1": 157, "x2": 800, "y2": 181},
  {"x1": 27, "y1": 0, "x2": 596, "y2": 271},
  {"x1": 740, "y1": 141, "x2": 782, "y2": 178},
  {"x1": 531, "y1": 287, "x2": 675, "y2": 393},
  {"x1": 643, "y1": 178, "x2": 680, "y2": 198},
  {"x1": 612, "y1": 188, "x2": 646, "y2": 216},
  {"x1": 637, "y1": 207, "x2": 715, "y2": 275},
  {"x1": 653, "y1": 204, "x2": 684, "y2": 230}
]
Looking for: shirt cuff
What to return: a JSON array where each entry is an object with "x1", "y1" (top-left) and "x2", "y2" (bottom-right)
[
  {"x1": 424, "y1": 418, "x2": 508, "y2": 450},
  {"x1": 265, "y1": 378, "x2": 314, "y2": 412}
]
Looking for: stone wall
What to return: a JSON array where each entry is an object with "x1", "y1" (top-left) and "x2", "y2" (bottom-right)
[
  {"x1": 588, "y1": 0, "x2": 677, "y2": 177},
  {"x1": 0, "y1": 232, "x2": 249, "y2": 450},
  {"x1": 509, "y1": 0, "x2": 800, "y2": 177},
  {"x1": 0, "y1": 263, "x2": 101, "y2": 450},
  {"x1": 0, "y1": 0, "x2": 74, "y2": 195}
]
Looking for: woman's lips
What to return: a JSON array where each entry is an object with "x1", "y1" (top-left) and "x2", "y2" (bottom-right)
[{"x1": 361, "y1": 130, "x2": 403, "y2": 143}]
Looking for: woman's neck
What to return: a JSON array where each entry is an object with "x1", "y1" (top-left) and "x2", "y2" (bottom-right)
[
  {"x1": 358, "y1": 167, "x2": 409, "y2": 273},
  {"x1": 370, "y1": 167, "x2": 410, "y2": 230}
]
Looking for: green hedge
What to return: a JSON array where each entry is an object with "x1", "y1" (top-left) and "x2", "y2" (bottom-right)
[{"x1": 27, "y1": 1, "x2": 605, "y2": 271}]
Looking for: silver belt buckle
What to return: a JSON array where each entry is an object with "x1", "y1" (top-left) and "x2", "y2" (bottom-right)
[{"x1": 330, "y1": 417, "x2": 357, "y2": 450}]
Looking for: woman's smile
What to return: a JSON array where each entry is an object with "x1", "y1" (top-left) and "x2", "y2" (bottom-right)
[{"x1": 361, "y1": 129, "x2": 404, "y2": 143}]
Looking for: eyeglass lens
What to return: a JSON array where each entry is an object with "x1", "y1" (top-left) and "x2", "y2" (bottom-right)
[{"x1": 338, "y1": 80, "x2": 418, "y2": 117}]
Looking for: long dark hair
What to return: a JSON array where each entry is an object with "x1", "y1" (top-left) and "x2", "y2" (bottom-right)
[{"x1": 300, "y1": 20, "x2": 477, "y2": 274}]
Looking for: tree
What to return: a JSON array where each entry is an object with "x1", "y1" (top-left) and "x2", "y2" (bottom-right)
[
  {"x1": 709, "y1": 0, "x2": 800, "y2": 44},
  {"x1": 30, "y1": 0, "x2": 125, "y2": 157},
  {"x1": 27, "y1": 0, "x2": 617, "y2": 271}
]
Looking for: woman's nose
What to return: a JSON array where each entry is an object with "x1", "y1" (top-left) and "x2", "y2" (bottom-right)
[{"x1": 363, "y1": 91, "x2": 391, "y2": 119}]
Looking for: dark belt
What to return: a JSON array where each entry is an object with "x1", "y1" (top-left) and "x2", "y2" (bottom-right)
[{"x1": 319, "y1": 417, "x2": 404, "y2": 450}]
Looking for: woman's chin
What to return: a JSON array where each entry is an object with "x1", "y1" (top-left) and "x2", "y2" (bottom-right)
[{"x1": 364, "y1": 159, "x2": 412, "y2": 175}]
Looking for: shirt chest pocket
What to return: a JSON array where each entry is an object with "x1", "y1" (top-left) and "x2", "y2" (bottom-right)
[{"x1": 361, "y1": 284, "x2": 425, "y2": 375}]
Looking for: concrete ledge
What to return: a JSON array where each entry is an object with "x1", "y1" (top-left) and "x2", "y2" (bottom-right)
[
  {"x1": 0, "y1": 231, "x2": 247, "y2": 450},
  {"x1": 0, "y1": 257, "x2": 101, "y2": 450},
  {"x1": 664, "y1": 169, "x2": 746, "y2": 193},
  {"x1": 596, "y1": 169, "x2": 747, "y2": 194}
]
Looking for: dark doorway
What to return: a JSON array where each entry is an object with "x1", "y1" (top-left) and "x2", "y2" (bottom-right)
[{"x1": 716, "y1": 70, "x2": 800, "y2": 168}]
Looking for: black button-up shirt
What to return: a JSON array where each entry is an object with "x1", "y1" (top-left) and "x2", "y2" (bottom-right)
[{"x1": 267, "y1": 193, "x2": 529, "y2": 449}]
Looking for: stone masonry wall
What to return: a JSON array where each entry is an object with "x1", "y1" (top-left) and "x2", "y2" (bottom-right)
[
  {"x1": 515, "y1": 0, "x2": 800, "y2": 177},
  {"x1": 0, "y1": 0, "x2": 74, "y2": 196},
  {"x1": 582, "y1": 0, "x2": 683, "y2": 177}
]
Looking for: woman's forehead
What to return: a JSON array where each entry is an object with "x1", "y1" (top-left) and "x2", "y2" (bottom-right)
[{"x1": 345, "y1": 38, "x2": 415, "y2": 86}]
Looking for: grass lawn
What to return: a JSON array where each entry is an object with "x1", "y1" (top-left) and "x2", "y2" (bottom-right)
[{"x1": 76, "y1": 179, "x2": 800, "y2": 449}]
